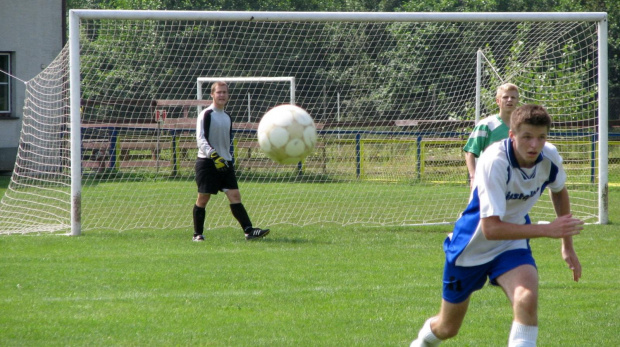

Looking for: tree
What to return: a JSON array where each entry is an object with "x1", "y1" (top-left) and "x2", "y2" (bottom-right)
[{"x1": 67, "y1": 0, "x2": 620, "y2": 120}]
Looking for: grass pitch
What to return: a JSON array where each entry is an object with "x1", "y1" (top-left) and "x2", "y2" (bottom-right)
[{"x1": 0, "y1": 176, "x2": 619, "y2": 346}]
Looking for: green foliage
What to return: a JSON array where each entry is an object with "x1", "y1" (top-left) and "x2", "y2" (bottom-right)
[
  {"x1": 478, "y1": 22, "x2": 598, "y2": 122},
  {"x1": 67, "y1": 0, "x2": 618, "y2": 122},
  {"x1": 66, "y1": 0, "x2": 620, "y2": 104},
  {"x1": 67, "y1": 0, "x2": 385, "y2": 12},
  {"x1": 404, "y1": 0, "x2": 620, "y2": 119}
]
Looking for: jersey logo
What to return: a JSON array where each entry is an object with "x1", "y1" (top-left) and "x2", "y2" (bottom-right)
[{"x1": 505, "y1": 188, "x2": 540, "y2": 201}]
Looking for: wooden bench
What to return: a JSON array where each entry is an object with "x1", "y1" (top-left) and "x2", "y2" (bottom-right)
[
  {"x1": 82, "y1": 137, "x2": 327, "y2": 174},
  {"x1": 233, "y1": 140, "x2": 327, "y2": 173},
  {"x1": 417, "y1": 138, "x2": 467, "y2": 176},
  {"x1": 81, "y1": 141, "x2": 112, "y2": 172},
  {"x1": 81, "y1": 138, "x2": 196, "y2": 173}
]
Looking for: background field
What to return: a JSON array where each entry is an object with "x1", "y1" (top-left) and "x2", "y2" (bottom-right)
[{"x1": 0, "y1": 175, "x2": 618, "y2": 346}]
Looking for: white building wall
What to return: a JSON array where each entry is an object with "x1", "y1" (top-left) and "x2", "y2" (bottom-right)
[{"x1": 0, "y1": 0, "x2": 63, "y2": 171}]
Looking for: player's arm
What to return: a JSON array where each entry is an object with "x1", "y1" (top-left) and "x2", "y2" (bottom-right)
[
  {"x1": 196, "y1": 111, "x2": 214, "y2": 156},
  {"x1": 196, "y1": 134, "x2": 213, "y2": 156},
  {"x1": 464, "y1": 151, "x2": 477, "y2": 188},
  {"x1": 463, "y1": 126, "x2": 485, "y2": 188},
  {"x1": 478, "y1": 141, "x2": 582, "y2": 241},
  {"x1": 480, "y1": 212, "x2": 582, "y2": 241},
  {"x1": 481, "y1": 187, "x2": 583, "y2": 282},
  {"x1": 550, "y1": 187, "x2": 582, "y2": 282}
]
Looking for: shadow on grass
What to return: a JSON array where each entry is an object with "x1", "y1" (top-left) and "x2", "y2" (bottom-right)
[{"x1": 253, "y1": 236, "x2": 331, "y2": 245}]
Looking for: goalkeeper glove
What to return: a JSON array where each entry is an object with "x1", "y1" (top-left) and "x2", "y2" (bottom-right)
[{"x1": 210, "y1": 151, "x2": 229, "y2": 171}]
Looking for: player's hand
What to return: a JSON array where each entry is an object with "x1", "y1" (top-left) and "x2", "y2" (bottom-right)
[
  {"x1": 562, "y1": 244, "x2": 582, "y2": 282},
  {"x1": 210, "y1": 151, "x2": 229, "y2": 172},
  {"x1": 547, "y1": 214, "x2": 584, "y2": 238}
]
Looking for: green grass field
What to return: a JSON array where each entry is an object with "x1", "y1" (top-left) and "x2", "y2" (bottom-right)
[{"x1": 0, "y1": 175, "x2": 619, "y2": 346}]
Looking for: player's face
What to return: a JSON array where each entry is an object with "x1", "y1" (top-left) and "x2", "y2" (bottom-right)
[
  {"x1": 510, "y1": 124, "x2": 548, "y2": 168},
  {"x1": 211, "y1": 85, "x2": 229, "y2": 109},
  {"x1": 496, "y1": 90, "x2": 519, "y2": 113}
]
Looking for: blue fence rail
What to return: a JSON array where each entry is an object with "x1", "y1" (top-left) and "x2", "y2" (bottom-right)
[{"x1": 82, "y1": 126, "x2": 612, "y2": 182}]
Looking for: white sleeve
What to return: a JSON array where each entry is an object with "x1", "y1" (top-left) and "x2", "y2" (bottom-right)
[
  {"x1": 543, "y1": 142, "x2": 567, "y2": 193},
  {"x1": 196, "y1": 110, "x2": 213, "y2": 158},
  {"x1": 476, "y1": 151, "x2": 509, "y2": 220}
]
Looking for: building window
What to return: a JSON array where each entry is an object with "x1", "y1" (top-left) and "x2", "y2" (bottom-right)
[{"x1": 0, "y1": 53, "x2": 11, "y2": 115}]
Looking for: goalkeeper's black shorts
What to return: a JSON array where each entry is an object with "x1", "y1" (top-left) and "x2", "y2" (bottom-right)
[{"x1": 195, "y1": 157, "x2": 238, "y2": 194}]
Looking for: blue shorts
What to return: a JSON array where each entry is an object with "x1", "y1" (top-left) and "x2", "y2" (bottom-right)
[{"x1": 442, "y1": 248, "x2": 537, "y2": 304}]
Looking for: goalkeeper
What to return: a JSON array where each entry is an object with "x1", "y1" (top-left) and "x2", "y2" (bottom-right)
[
  {"x1": 463, "y1": 83, "x2": 519, "y2": 189},
  {"x1": 192, "y1": 81, "x2": 270, "y2": 241}
]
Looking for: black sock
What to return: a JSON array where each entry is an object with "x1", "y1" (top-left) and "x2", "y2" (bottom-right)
[
  {"x1": 230, "y1": 203, "x2": 252, "y2": 232},
  {"x1": 193, "y1": 205, "x2": 206, "y2": 236}
]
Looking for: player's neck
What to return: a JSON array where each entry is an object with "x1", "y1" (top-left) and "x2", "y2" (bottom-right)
[
  {"x1": 499, "y1": 110, "x2": 511, "y2": 125},
  {"x1": 212, "y1": 100, "x2": 227, "y2": 110}
]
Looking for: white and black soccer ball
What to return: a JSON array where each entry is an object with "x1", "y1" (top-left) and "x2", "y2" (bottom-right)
[{"x1": 257, "y1": 104, "x2": 317, "y2": 165}]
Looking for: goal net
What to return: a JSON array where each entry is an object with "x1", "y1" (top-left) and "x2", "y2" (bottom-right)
[{"x1": 0, "y1": 11, "x2": 608, "y2": 235}]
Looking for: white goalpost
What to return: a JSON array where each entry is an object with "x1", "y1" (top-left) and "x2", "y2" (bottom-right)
[{"x1": 0, "y1": 10, "x2": 608, "y2": 235}]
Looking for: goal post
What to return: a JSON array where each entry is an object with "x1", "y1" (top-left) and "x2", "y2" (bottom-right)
[
  {"x1": 0, "y1": 10, "x2": 608, "y2": 235},
  {"x1": 598, "y1": 17, "x2": 609, "y2": 225},
  {"x1": 69, "y1": 10, "x2": 82, "y2": 236}
]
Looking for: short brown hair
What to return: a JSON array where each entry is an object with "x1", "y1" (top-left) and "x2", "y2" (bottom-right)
[
  {"x1": 211, "y1": 81, "x2": 228, "y2": 94},
  {"x1": 510, "y1": 104, "x2": 552, "y2": 132}
]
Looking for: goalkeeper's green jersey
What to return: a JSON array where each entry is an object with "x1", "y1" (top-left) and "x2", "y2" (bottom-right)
[{"x1": 462, "y1": 114, "x2": 509, "y2": 158}]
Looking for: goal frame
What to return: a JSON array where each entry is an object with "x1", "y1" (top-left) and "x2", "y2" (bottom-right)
[{"x1": 68, "y1": 10, "x2": 609, "y2": 236}]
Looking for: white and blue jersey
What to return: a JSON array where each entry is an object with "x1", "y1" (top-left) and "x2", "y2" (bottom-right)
[{"x1": 444, "y1": 138, "x2": 566, "y2": 267}]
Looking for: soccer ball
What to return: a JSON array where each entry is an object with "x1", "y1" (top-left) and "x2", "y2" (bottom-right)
[{"x1": 257, "y1": 104, "x2": 317, "y2": 165}]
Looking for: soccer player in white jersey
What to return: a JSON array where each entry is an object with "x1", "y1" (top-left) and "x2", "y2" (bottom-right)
[{"x1": 410, "y1": 104, "x2": 583, "y2": 347}]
